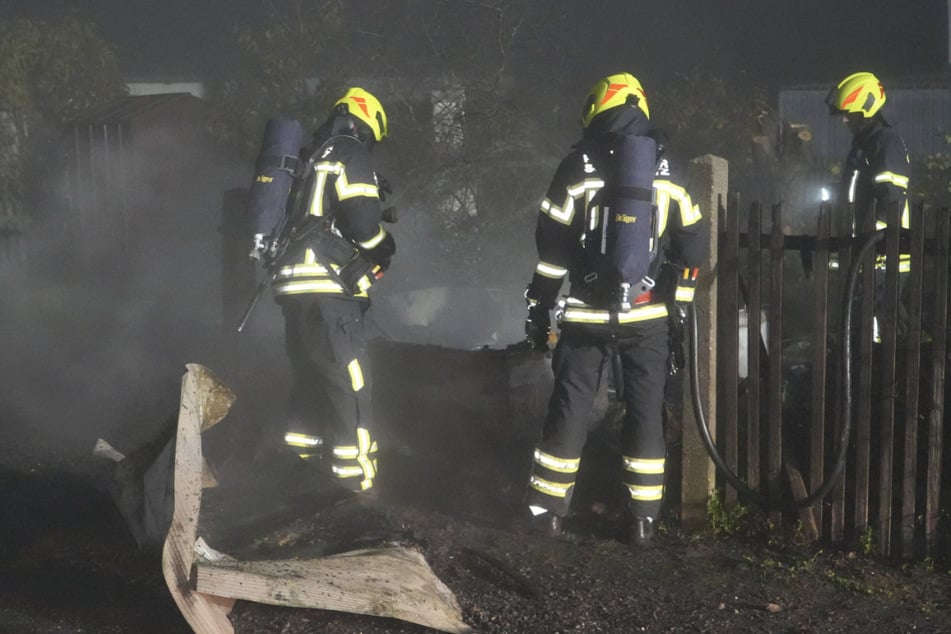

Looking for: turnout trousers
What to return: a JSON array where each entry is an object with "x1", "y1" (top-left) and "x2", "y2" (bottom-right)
[
  {"x1": 281, "y1": 295, "x2": 379, "y2": 491},
  {"x1": 527, "y1": 316, "x2": 669, "y2": 519}
]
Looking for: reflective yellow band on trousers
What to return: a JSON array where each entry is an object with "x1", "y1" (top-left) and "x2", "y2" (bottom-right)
[
  {"x1": 623, "y1": 457, "x2": 666, "y2": 475},
  {"x1": 534, "y1": 449, "x2": 580, "y2": 473},
  {"x1": 626, "y1": 484, "x2": 664, "y2": 501},
  {"x1": 348, "y1": 359, "x2": 365, "y2": 392},
  {"x1": 530, "y1": 475, "x2": 572, "y2": 498}
]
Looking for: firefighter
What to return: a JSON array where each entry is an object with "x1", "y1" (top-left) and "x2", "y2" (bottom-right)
[
  {"x1": 250, "y1": 87, "x2": 395, "y2": 494},
  {"x1": 825, "y1": 71, "x2": 911, "y2": 341},
  {"x1": 522, "y1": 73, "x2": 707, "y2": 544}
]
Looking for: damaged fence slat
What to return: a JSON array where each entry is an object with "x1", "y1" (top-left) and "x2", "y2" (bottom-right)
[
  {"x1": 195, "y1": 548, "x2": 471, "y2": 634},
  {"x1": 161, "y1": 363, "x2": 237, "y2": 634},
  {"x1": 156, "y1": 363, "x2": 470, "y2": 634}
]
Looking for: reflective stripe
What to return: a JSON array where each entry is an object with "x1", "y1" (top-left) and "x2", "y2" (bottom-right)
[
  {"x1": 334, "y1": 445, "x2": 359, "y2": 459},
  {"x1": 348, "y1": 359, "x2": 365, "y2": 392},
  {"x1": 333, "y1": 442, "x2": 379, "y2": 460},
  {"x1": 617, "y1": 304, "x2": 667, "y2": 324},
  {"x1": 332, "y1": 465, "x2": 364, "y2": 477},
  {"x1": 623, "y1": 457, "x2": 666, "y2": 475},
  {"x1": 626, "y1": 484, "x2": 664, "y2": 501},
  {"x1": 358, "y1": 226, "x2": 387, "y2": 250},
  {"x1": 540, "y1": 196, "x2": 574, "y2": 225},
  {"x1": 536, "y1": 261, "x2": 568, "y2": 279},
  {"x1": 273, "y1": 277, "x2": 369, "y2": 298},
  {"x1": 534, "y1": 449, "x2": 580, "y2": 473},
  {"x1": 848, "y1": 170, "x2": 859, "y2": 204},
  {"x1": 284, "y1": 432, "x2": 323, "y2": 448},
  {"x1": 315, "y1": 161, "x2": 380, "y2": 201},
  {"x1": 874, "y1": 171, "x2": 909, "y2": 189},
  {"x1": 877, "y1": 201, "x2": 911, "y2": 230},
  {"x1": 278, "y1": 262, "x2": 333, "y2": 276},
  {"x1": 530, "y1": 475, "x2": 572, "y2": 498},
  {"x1": 274, "y1": 280, "x2": 347, "y2": 294},
  {"x1": 675, "y1": 287, "x2": 695, "y2": 303},
  {"x1": 541, "y1": 178, "x2": 604, "y2": 225},
  {"x1": 356, "y1": 428, "x2": 376, "y2": 480},
  {"x1": 654, "y1": 180, "x2": 700, "y2": 226},
  {"x1": 333, "y1": 429, "x2": 378, "y2": 490},
  {"x1": 309, "y1": 170, "x2": 330, "y2": 216},
  {"x1": 874, "y1": 254, "x2": 912, "y2": 273},
  {"x1": 654, "y1": 189, "x2": 670, "y2": 237},
  {"x1": 562, "y1": 302, "x2": 667, "y2": 324}
]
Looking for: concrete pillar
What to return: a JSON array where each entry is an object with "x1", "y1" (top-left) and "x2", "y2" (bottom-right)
[{"x1": 680, "y1": 154, "x2": 726, "y2": 528}]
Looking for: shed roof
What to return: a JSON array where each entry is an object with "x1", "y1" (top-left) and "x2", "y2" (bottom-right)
[{"x1": 71, "y1": 93, "x2": 207, "y2": 126}]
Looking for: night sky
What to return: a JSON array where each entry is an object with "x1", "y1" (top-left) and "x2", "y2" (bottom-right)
[{"x1": 0, "y1": 0, "x2": 947, "y2": 89}]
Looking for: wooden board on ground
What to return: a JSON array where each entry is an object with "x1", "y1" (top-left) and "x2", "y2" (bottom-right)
[
  {"x1": 195, "y1": 547, "x2": 470, "y2": 633},
  {"x1": 783, "y1": 458, "x2": 819, "y2": 541},
  {"x1": 159, "y1": 363, "x2": 471, "y2": 634}
]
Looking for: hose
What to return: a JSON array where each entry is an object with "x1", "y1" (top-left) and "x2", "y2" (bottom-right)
[{"x1": 689, "y1": 231, "x2": 884, "y2": 511}]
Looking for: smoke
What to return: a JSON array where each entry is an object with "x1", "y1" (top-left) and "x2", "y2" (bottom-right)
[
  {"x1": 0, "y1": 115, "x2": 251, "y2": 470},
  {"x1": 0, "y1": 112, "x2": 536, "y2": 473}
]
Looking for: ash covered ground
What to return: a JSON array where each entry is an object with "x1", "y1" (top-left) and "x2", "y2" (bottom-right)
[{"x1": 2, "y1": 343, "x2": 951, "y2": 633}]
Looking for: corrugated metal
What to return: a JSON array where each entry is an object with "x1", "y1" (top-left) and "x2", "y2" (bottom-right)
[{"x1": 779, "y1": 85, "x2": 951, "y2": 164}]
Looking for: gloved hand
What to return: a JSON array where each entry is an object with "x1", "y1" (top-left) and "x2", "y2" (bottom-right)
[
  {"x1": 248, "y1": 233, "x2": 269, "y2": 261},
  {"x1": 525, "y1": 304, "x2": 551, "y2": 351},
  {"x1": 376, "y1": 173, "x2": 392, "y2": 201}
]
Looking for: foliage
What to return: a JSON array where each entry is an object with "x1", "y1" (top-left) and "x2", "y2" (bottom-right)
[
  {"x1": 706, "y1": 489, "x2": 753, "y2": 536},
  {"x1": 211, "y1": 4, "x2": 780, "y2": 285},
  {"x1": 0, "y1": 15, "x2": 126, "y2": 219},
  {"x1": 858, "y1": 526, "x2": 876, "y2": 556},
  {"x1": 211, "y1": 0, "x2": 565, "y2": 286},
  {"x1": 650, "y1": 67, "x2": 769, "y2": 188},
  {"x1": 913, "y1": 134, "x2": 951, "y2": 207},
  {"x1": 206, "y1": 0, "x2": 347, "y2": 158},
  {"x1": 0, "y1": 15, "x2": 126, "y2": 125}
]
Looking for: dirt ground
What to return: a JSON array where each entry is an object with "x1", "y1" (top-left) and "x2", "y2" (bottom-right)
[{"x1": 3, "y1": 344, "x2": 951, "y2": 633}]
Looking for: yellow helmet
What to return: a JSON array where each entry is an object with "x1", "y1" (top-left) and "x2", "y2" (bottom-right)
[
  {"x1": 335, "y1": 87, "x2": 388, "y2": 142},
  {"x1": 825, "y1": 72, "x2": 886, "y2": 118},
  {"x1": 581, "y1": 72, "x2": 649, "y2": 128}
]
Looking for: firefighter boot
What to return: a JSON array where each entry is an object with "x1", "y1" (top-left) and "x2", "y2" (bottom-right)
[
  {"x1": 527, "y1": 506, "x2": 564, "y2": 539},
  {"x1": 630, "y1": 516, "x2": 656, "y2": 547}
]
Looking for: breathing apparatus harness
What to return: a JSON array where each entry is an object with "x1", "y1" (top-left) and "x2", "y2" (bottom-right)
[
  {"x1": 564, "y1": 134, "x2": 671, "y2": 399},
  {"x1": 236, "y1": 111, "x2": 394, "y2": 331}
]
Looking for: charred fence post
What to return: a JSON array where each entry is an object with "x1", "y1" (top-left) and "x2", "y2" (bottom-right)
[
  {"x1": 719, "y1": 193, "x2": 739, "y2": 508},
  {"x1": 925, "y1": 205, "x2": 949, "y2": 557},
  {"x1": 900, "y1": 200, "x2": 925, "y2": 559}
]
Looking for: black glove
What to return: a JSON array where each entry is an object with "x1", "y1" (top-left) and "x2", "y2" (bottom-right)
[
  {"x1": 376, "y1": 173, "x2": 392, "y2": 201},
  {"x1": 368, "y1": 231, "x2": 396, "y2": 271},
  {"x1": 525, "y1": 304, "x2": 551, "y2": 351}
]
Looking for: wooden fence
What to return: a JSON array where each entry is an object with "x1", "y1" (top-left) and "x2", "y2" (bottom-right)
[{"x1": 715, "y1": 195, "x2": 949, "y2": 559}]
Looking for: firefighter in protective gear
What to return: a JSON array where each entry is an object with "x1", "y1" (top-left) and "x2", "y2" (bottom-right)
[
  {"x1": 252, "y1": 86, "x2": 394, "y2": 493},
  {"x1": 826, "y1": 71, "x2": 911, "y2": 341},
  {"x1": 523, "y1": 73, "x2": 707, "y2": 543}
]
